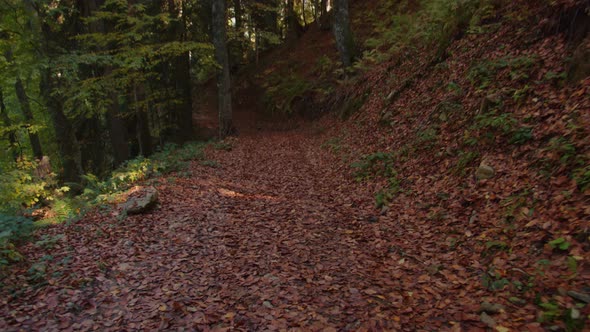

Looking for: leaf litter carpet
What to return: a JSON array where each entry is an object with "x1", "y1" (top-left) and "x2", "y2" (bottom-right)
[{"x1": 3, "y1": 130, "x2": 524, "y2": 331}]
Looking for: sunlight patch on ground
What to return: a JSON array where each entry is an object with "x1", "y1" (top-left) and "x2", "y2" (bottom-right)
[{"x1": 217, "y1": 188, "x2": 278, "y2": 201}]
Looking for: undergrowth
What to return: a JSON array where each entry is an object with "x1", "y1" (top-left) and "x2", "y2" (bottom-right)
[{"x1": 0, "y1": 141, "x2": 210, "y2": 268}]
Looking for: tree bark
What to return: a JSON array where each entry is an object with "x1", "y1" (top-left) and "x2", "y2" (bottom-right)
[
  {"x1": 4, "y1": 49, "x2": 43, "y2": 159},
  {"x1": 40, "y1": 69, "x2": 83, "y2": 183},
  {"x1": 0, "y1": 87, "x2": 19, "y2": 161},
  {"x1": 105, "y1": 93, "x2": 129, "y2": 167},
  {"x1": 333, "y1": 0, "x2": 355, "y2": 67},
  {"x1": 285, "y1": 0, "x2": 302, "y2": 41},
  {"x1": 212, "y1": 0, "x2": 234, "y2": 137},
  {"x1": 166, "y1": 0, "x2": 194, "y2": 144},
  {"x1": 133, "y1": 84, "x2": 153, "y2": 156},
  {"x1": 14, "y1": 77, "x2": 43, "y2": 159}
]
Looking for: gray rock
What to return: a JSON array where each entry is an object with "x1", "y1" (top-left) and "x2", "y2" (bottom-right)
[
  {"x1": 480, "y1": 312, "x2": 496, "y2": 328},
  {"x1": 567, "y1": 290, "x2": 590, "y2": 304},
  {"x1": 475, "y1": 162, "x2": 495, "y2": 180},
  {"x1": 120, "y1": 186, "x2": 159, "y2": 215},
  {"x1": 479, "y1": 301, "x2": 505, "y2": 314}
]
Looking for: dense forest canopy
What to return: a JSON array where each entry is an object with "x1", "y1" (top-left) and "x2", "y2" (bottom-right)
[{"x1": 0, "y1": 0, "x2": 341, "y2": 212}]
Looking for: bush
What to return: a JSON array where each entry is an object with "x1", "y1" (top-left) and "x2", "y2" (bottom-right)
[
  {"x1": 0, "y1": 158, "x2": 58, "y2": 215},
  {"x1": 0, "y1": 214, "x2": 34, "y2": 266}
]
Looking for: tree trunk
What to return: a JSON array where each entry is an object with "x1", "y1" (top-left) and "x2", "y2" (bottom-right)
[
  {"x1": 40, "y1": 70, "x2": 83, "y2": 183},
  {"x1": 302, "y1": 0, "x2": 307, "y2": 27},
  {"x1": 105, "y1": 93, "x2": 129, "y2": 167},
  {"x1": 318, "y1": 0, "x2": 330, "y2": 30},
  {"x1": 212, "y1": 0, "x2": 234, "y2": 137},
  {"x1": 4, "y1": 49, "x2": 43, "y2": 159},
  {"x1": 234, "y1": 0, "x2": 243, "y2": 34},
  {"x1": 0, "y1": 87, "x2": 19, "y2": 161},
  {"x1": 174, "y1": 52, "x2": 194, "y2": 143},
  {"x1": 133, "y1": 84, "x2": 153, "y2": 156},
  {"x1": 14, "y1": 77, "x2": 43, "y2": 160},
  {"x1": 333, "y1": 0, "x2": 355, "y2": 67},
  {"x1": 166, "y1": 0, "x2": 194, "y2": 144},
  {"x1": 285, "y1": 0, "x2": 302, "y2": 41}
]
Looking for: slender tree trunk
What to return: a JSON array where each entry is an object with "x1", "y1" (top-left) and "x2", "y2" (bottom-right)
[
  {"x1": 302, "y1": 0, "x2": 307, "y2": 27},
  {"x1": 212, "y1": 0, "x2": 234, "y2": 137},
  {"x1": 133, "y1": 84, "x2": 153, "y2": 156},
  {"x1": 105, "y1": 93, "x2": 129, "y2": 167},
  {"x1": 4, "y1": 50, "x2": 43, "y2": 159},
  {"x1": 234, "y1": 0, "x2": 243, "y2": 34},
  {"x1": 0, "y1": 87, "x2": 19, "y2": 161},
  {"x1": 165, "y1": 0, "x2": 194, "y2": 144},
  {"x1": 285, "y1": 0, "x2": 301, "y2": 41},
  {"x1": 333, "y1": 0, "x2": 355, "y2": 66}
]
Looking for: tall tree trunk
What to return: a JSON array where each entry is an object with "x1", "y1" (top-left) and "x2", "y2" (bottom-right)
[
  {"x1": 0, "y1": 87, "x2": 19, "y2": 161},
  {"x1": 14, "y1": 77, "x2": 43, "y2": 160},
  {"x1": 212, "y1": 0, "x2": 234, "y2": 137},
  {"x1": 133, "y1": 84, "x2": 153, "y2": 156},
  {"x1": 4, "y1": 50, "x2": 43, "y2": 159},
  {"x1": 318, "y1": 0, "x2": 330, "y2": 30},
  {"x1": 231, "y1": 0, "x2": 244, "y2": 66},
  {"x1": 333, "y1": 0, "x2": 355, "y2": 67},
  {"x1": 105, "y1": 93, "x2": 129, "y2": 167},
  {"x1": 174, "y1": 52, "x2": 194, "y2": 143},
  {"x1": 285, "y1": 0, "x2": 301, "y2": 41},
  {"x1": 301, "y1": 0, "x2": 307, "y2": 27},
  {"x1": 234, "y1": 0, "x2": 243, "y2": 31},
  {"x1": 40, "y1": 70, "x2": 83, "y2": 183}
]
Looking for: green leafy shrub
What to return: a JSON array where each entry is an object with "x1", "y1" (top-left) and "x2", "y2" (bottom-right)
[
  {"x1": 0, "y1": 158, "x2": 59, "y2": 214},
  {"x1": 351, "y1": 152, "x2": 401, "y2": 207},
  {"x1": 0, "y1": 214, "x2": 34, "y2": 266},
  {"x1": 262, "y1": 72, "x2": 312, "y2": 115}
]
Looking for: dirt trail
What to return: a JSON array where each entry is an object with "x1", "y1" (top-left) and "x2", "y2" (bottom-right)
[{"x1": 2, "y1": 129, "x2": 485, "y2": 331}]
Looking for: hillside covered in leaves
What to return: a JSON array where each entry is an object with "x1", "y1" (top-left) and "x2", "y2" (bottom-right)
[{"x1": 1, "y1": 0, "x2": 590, "y2": 330}]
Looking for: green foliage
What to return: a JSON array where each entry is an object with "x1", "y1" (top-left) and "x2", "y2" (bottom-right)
[
  {"x1": 474, "y1": 110, "x2": 516, "y2": 134},
  {"x1": 0, "y1": 158, "x2": 58, "y2": 214},
  {"x1": 262, "y1": 71, "x2": 312, "y2": 115},
  {"x1": 548, "y1": 237, "x2": 571, "y2": 251},
  {"x1": 467, "y1": 56, "x2": 538, "y2": 90},
  {"x1": 0, "y1": 214, "x2": 34, "y2": 266},
  {"x1": 415, "y1": 127, "x2": 439, "y2": 149},
  {"x1": 314, "y1": 55, "x2": 335, "y2": 79},
  {"x1": 351, "y1": 151, "x2": 401, "y2": 208},
  {"x1": 361, "y1": 0, "x2": 502, "y2": 65},
  {"x1": 546, "y1": 137, "x2": 577, "y2": 165},
  {"x1": 481, "y1": 267, "x2": 511, "y2": 291},
  {"x1": 212, "y1": 141, "x2": 233, "y2": 152},
  {"x1": 573, "y1": 165, "x2": 590, "y2": 192},
  {"x1": 509, "y1": 126, "x2": 533, "y2": 145},
  {"x1": 454, "y1": 150, "x2": 479, "y2": 175},
  {"x1": 82, "y1": 142, "x2": 207, "y2": 203}
]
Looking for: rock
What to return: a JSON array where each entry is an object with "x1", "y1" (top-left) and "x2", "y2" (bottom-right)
[
  {"x1": 479, "y1": 301, "x2": 505, "y2": 314},
  {"x1": 480, "y1": 93, "x2": 502, "y2": 113},
  {"x1": 568, "y1": 36, "x2": 590, "y2": 83},
  {"x1": 475, "y1": 161, "x2": 495, "y2": 180},
  {"x1": 120, "y1": 186, "x2": 159, "y2": 215},
  {"x1": 567, "y1": 290, "x2": 590, "y2": 304},
  {"x1": 480, "y1": 312, "x2": 497, "y2": 328}
]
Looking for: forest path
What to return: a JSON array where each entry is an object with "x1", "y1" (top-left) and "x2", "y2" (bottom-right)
[{"x1": 2, "y1": 129, "x2": 479, "y2": 331}]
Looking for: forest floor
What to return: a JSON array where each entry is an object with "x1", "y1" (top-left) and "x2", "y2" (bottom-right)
[{"x1": 3, "y1": 122, "x2": 585, "y2": 331}]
